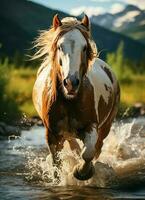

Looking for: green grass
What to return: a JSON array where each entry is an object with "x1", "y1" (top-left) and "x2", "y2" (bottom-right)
[
  {"x1": 6, "y1": 67, "x2": 38, "y2": 117},
  {"x1": 121, "y1": 75, "x2": 145, "y2": 106}
]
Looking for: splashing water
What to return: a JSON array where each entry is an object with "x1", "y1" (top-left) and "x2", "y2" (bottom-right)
[{"x1": 8, "y1": 117, "x2": 145, "y2": 188}]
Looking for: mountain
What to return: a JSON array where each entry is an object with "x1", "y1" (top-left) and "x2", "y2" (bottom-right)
[
  {"x1": 0, "y1": 0, "x2": 145, "y2": 62},
  {"x1": 0, "y1": 0, "x2": 67, "y2": 58},
  {"x1": 91, "y1": 5, "x2": 145, "y2": 44}
]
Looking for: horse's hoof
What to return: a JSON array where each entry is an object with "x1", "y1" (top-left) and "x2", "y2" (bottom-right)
[{"x1": 73, "y1": 162, "x2": 95, "y2": 181}]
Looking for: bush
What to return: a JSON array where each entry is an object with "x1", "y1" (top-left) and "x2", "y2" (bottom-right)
[
  {"x1": 107, "y1": 42, "x2": 133, "y2": 83},
  {"x1": 107, "y1": 42, "x2": 145, "y2": 107},
  {"x1": 0, "y1": 58, "x2": 21, "y2": 123}
]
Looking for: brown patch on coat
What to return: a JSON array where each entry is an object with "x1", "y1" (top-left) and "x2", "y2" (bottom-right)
[
  {"x1": 97, "y1": 92, "x2": 113, "y2": 125},
  {"x1": 95, "y1": 80, "x2": 120, "y2": 159},
  {"x1": 101, "y1": 65, "x2": 114, "y2": 84}
]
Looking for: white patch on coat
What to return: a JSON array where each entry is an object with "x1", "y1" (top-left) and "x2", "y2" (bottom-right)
[
  {"x1": 82, "y1": 127, "x2": 98, "y2": 161},
  {"x1": 57, "y1": 29, "x2": 87, "y2": 78},
  {"x1": 87, "y1": 58, "x2": 113, "y2": 122}
]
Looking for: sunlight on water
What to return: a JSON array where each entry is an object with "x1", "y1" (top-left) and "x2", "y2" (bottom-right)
[{"x1": 8, "y1": 117, "x2": 145, "y2": 188}]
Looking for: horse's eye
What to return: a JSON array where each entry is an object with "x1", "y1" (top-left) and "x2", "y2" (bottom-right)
[
  {"x1": 83, "y1": 45, "x2": 87, "y2": 52},
  {"x1": 59, "y1": 58, "x2": 62, "y2": 66},
  {"x1": 58, "y1": 45, "x2": 63, "y2": 51},
  {"x1": 58, "y1": 46, "x2": 61, "y2": 51}
]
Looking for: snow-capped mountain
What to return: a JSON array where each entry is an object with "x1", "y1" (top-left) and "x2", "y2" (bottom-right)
[{"x1": 91, "y1": 5, "x2": 145, "y2": 43}]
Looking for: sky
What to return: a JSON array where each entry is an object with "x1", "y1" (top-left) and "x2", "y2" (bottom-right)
[{"x1": 30, "y1": 0, "x2": 145, "y2": 17}]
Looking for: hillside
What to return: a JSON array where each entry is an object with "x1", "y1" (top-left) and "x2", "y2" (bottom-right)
[
  {"x1": 0, "y1": 0, "x2": 67, "y2": 57},
  {"x1": 0, "y1": 0, "x2": 145, "y2": 61}
]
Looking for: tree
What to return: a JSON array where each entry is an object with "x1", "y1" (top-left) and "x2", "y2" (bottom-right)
[{"x1": 107, "y1": 41, "x2": 132, "y2": 82}]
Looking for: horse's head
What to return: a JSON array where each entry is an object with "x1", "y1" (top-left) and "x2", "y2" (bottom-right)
[{"x1": 52, "y1": 15, "x2": 95, "y2": 99}]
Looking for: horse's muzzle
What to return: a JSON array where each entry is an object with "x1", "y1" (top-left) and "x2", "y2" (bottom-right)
[{"x1": 63, "y1": 75, "x2": 80, "y2": 96}]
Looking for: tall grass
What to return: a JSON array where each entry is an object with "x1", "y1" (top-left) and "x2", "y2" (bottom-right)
[
  {"x1": 0, "y1": 58, "x2": 21, "y2": 123},
  {"x1": 6, "y1": 67, "x2": 37, "y2": 117},
  {"x1": 107, "y1": 42, "x2": 145, "y2": 108}
]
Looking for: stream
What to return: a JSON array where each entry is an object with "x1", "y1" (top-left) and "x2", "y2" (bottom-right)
[{"x1": 0, "y1": 117, "x2": 145, "y2": 199}]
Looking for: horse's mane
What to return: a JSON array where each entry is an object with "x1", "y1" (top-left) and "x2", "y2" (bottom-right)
[
  {"x1": 32, "y1": 17, "x2": 98, "y2": 128},
  {"x1": 32, "y1": 17, "x2": 97, "y2": 73}
]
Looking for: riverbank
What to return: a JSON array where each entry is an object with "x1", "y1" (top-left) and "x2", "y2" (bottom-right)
[{"x1": 0, "y1": 116, "x2": 43, "y2": 140}]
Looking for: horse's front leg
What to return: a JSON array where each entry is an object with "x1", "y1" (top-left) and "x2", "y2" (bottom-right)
[
  {"x1": 73, "y1": 127, "x2": 98, "y2": 180},
  {"x1": 46, "y1": 128, "x2": 64, "y2": 166}
]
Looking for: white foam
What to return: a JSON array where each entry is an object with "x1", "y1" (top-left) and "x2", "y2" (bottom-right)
[{"x1": 15, "y1": 117, "x2": 145, "y2": 187}]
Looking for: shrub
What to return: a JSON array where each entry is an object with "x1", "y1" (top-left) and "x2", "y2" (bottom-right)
[
  {"x1": 107, "y1": 42, "x2": 133, "y2": 83},
  {"x1": 0, "y1": 58, "x2": 21, "y2": 123}
]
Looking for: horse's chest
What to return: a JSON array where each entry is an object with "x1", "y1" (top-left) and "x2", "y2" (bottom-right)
[
  {"x1": 57, "y1": 108, "x2": 84, "y2": 133},
  {"x1": 49, "y1": 98, "x2": 96, "y2": 140},
  {"x1": 49, "y1": 83, "x2": 97, "y2": 137},
  {"x1": 57, "y1": 116, "x2": 80, "y2": 139}
]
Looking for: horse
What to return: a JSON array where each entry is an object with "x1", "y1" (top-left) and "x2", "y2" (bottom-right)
[{"x1": 32, "y1": 14, "x2": 120, "y2": 181}]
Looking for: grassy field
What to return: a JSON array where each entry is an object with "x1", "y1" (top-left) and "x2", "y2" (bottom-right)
[
  {"x1": 6, "y1": 67, "x2": 38, "y2": 117},
  {"x1": 5, "y1": 66, "x2": 145, "y2": 118},
  {"x1": 121, "y1": 75, "x2": 145, "y2": 106}
]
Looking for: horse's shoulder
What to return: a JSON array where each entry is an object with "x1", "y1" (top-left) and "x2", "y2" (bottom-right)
[
  {"x1": 87, "y1": 58, "x2": 114, "y2": 89},
  {"x1": 86, "y1": 58, "x2": 118, "y2": 125},
  {"x1": 89, "y1": 58, "x2": 113, "y2": 77}
]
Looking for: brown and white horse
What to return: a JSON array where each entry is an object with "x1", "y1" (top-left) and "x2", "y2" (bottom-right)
[{"x1": 32, "y1": 14, "x2": 120, "y2": 180}]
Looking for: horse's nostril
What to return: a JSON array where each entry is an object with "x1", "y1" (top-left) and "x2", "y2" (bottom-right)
[
  {"x1": 63, "y1": 77, "x2": 79, "y2": 89},
  {"x1": 75, "y1": 79, "x2": 80, "y2": 87},
  {"x1": 72, "y1": 79, "x2": 79, "y2": 88}
]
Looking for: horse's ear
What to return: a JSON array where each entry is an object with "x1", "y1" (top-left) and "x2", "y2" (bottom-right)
[
  {"x1": 53, "y1": 14, "x2": 62, "y2": 30},
  {"x1": 81, "y1": 14, "x2": 90, "y2": 29}
]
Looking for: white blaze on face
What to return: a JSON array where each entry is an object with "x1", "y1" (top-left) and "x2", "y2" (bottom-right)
[{"x1": 57, "y1": 29, "x2": 87, "y2": 79}]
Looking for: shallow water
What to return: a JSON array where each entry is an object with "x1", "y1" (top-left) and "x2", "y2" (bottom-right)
[{"x1": 0, "y1": 117, "x2": 145, "y2": 199}]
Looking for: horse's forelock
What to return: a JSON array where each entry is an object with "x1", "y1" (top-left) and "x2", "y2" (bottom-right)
[
  {"x1": 32, "y1": 20, "x2": 97, "y2": 64},
  {"x1": 51, "y1": 24, "x2": 97, "y2": 66}
]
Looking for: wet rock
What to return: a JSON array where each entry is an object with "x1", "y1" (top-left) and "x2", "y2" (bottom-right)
[
  {"x1": 19, "y1": 116, "x2": 43, "y2": 129},
  {"x1": 131, "y1": 102, "x2": 145, "y2": 117},
  {"x1": 0, "y1": 121, "x2": 20, "y2": 139},
  {"x1": 30, "y1": 116, "x2": 43, "y2": 126},
  {"x1": 17, "y1": 115, "x2": 43, "y2": 131}
]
